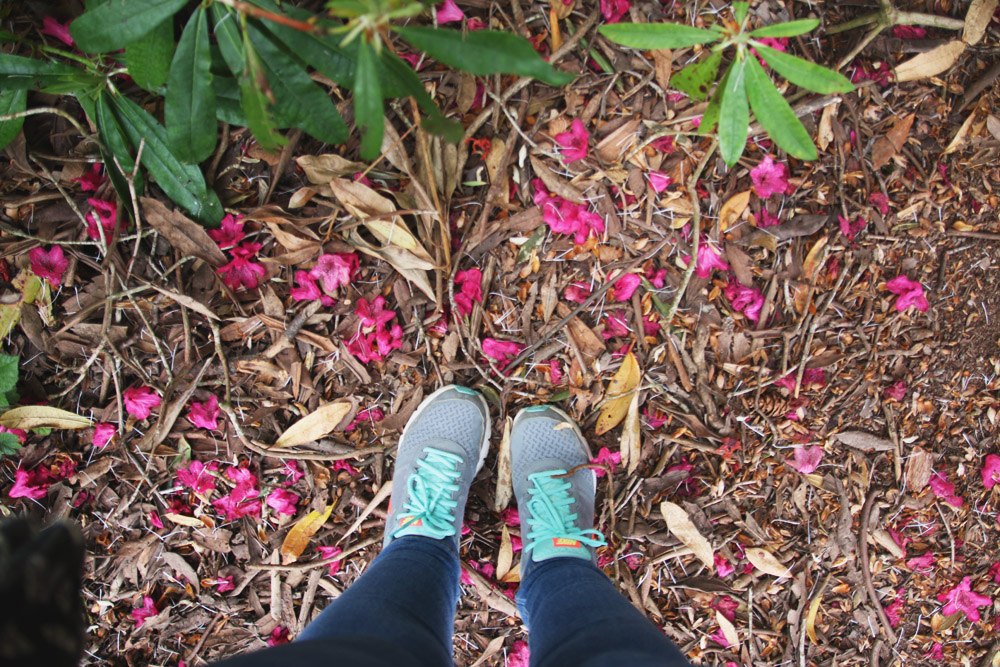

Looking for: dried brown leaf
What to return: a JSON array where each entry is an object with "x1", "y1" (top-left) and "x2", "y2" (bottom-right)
[
  {"x1": 833, "y1": 431, "x2": 895, "y2": 452},
  {"x1": 745, "y1": 547, "x2": 790, "y2": 578},
  {"x1": 895, "y1": 41, "x2": 965, "y2": 82},
  {"x1": 494, "y1": 416, "x2": 513, "y2": 511},
  {"x1": 273, "y1": 401, "x2": 354, "y2": 448},
  {"x1": 620, "y1": 389, "x2": 642, "y2": 474},
  {"x1": 296, "y1": 154, "x2": 367, "y2": 184},
  {"x1": 718, "y1": 190, "x2": 751, "y2": 232},
  {"x1": 905, "y1": 446, "x2": 934, "y2": 492},
  {"x1": 963, "y1": 0, "x2": 998, "y2": 44},
  {"x1": 660, "y1": 501, "x2": 714, "y2": 568},
  {"x1": 140, "y1": 198, "x2": 228, "y2": 268}
]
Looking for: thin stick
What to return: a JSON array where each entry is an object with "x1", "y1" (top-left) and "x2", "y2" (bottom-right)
[{"x1": 247, "y1": 535, "x2": 383, "y2": 572}]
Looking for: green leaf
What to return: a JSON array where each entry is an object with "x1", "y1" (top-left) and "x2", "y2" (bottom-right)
[
  {"x1": 214, "y1": 76, "x2": 250, "y2": 126},
  {"x1": 751, "y1": 43, "x2": 854, "y2": 94},
  {"x1": 749, "y1": 19, "x2": 820, "y2": 38},
  {"x1": 718, "y1": 59, "x2": 749, "y2": 167},
  {"x1": 210, "y1": 4, "x2": 245, "y2": 76},
  {"x1": 70, "y1": 0, "x2": 188, "y2": 53},
  {"x1": 377, "y1": 48, "x2": 461, "y2": 142},
  {"x1": 0, "y1": 431, "x2": 21, "y2": 457},
  {"x1": 744, "y1": 55, "x2": 817, "y2": 161},
  {"x1": 166, "y1": 8, "x2": 217, "y2": 163},
  {"x1": 355, "y1": 39, "x2": 383, "y2": 161},
  {"x1": 239, "y1": 35, "x2": 286, "y2": 153},
  {"x1": 0, "y1": 54, "x2": 82, "y2": 91},
  {"x1": 93, "y1": 90, "x2": 143, "y2": 205},
  {"x1": 671, "y1": 50, "x2": 722, "y2": 102},
  {"x1": 108, "y1": 94, "x2": 225, "y2": 224},
  {"x1": 0, "y1": 354, "x2": 19, "y2": 395},
  {"x1": 598, "y1": 22, "x2": 722, "y2": 49},
  {"x1": 0, "y1": 89, "x2": 27, "y2": 150},
  {"x1": 699, "y1": 61, "x2": 732, "y2": 135},
  {"x1": 394, "y1": 27, "x2": 574, "y2": 86},
  {"x1": 0, "y1": 29, "x2": 17, "y2": 45},
  {"x1": 125, "y1": 18, "x2": 173, "y2": 90},
  {"x1": 733, "y1": 2, "x2": 750, "y2": 25},
  {"x1": 246, "y1": 22, "x2": 348, "y2": 145}
]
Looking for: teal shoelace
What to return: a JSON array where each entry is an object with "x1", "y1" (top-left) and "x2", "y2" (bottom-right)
[
  {"x1": 392, "y1": 447, "x2": 463, "y2": 540},
  {"x1": 524, "y1": 470, "x2": 606, "y2": 552}
]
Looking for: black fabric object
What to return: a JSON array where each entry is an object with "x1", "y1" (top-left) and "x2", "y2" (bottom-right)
[{"x1": 0, "y1": 518, "x2": 86, "y2": 667}]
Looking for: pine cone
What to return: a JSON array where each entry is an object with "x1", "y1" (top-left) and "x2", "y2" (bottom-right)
[{"x1": 0, "y1": 519, "x2": 85, "y2": 667}]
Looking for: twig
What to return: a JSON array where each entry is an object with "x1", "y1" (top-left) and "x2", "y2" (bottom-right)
[
  {"x1": 0, "y1": 107, "x2": 96, "y2": 145},
  {"x1": 660, "y1": 139, "x2": 719, "y2": 330},
  {"x1": 214, "y1": 0, "x2": 327, "y2": 34},
  {"x1": 247, "y1": 535, "x2": 383, "y2": 572},
  {"x1": 859, "y1": 462, "x2": 898, "y2": 644}
]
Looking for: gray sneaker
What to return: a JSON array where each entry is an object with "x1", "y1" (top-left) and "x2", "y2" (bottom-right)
[
  {"x1": 383, "y1": 385, "x2": 491, "y2": 552},
  {"x1": 511, "y1": 405, "x2": 606, "y2": 579}
]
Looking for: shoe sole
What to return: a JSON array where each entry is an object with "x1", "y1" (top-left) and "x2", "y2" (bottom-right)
[
  {"x1": 511, "y1": 403, "x2": 595, "y2": 460},
  {"x1": 399, "y1": 384, "x2": 492, "y2": 475}
]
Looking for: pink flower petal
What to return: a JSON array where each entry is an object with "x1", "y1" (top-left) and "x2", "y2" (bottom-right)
[
  {"x1": 884, "y1": 380, "x2": 907, "y2": 401},
  {"x1": 8, "y1": 468, "x2": 48, "y2": 499},
  {"x1": 124, "y1": 385, "x2": 161, "y2": 420},
  {"x1": 92, "y1": 422, "x2": 116, "y2": 448},
  {"x1": 750, "y1": 155, "x2": 790, "y2": 199},
  {"x1": 41, "y1": 17, "x2": 74, "y2": 47},
  {"x1": 454, "y1": 268, "x2": 483, "y2": 316},
  {"x1": 317, "y1": 546, "x2": 344, "y2": 576},
  {"x1": 29, "y1": 246, "x2": 69, "y2": 287},
  {"x1": 310, "y1": 253, "x2": 358, "y2": 293},
  {"x1": 906, "y1": 552, "x2": 935, "y2": 572},
  {"x1": 982, "y1": 454, "x2": 1000, "y2": 490},
  {"x1": 84, "y1": 199, "x2": 119, "y2": 242},
  {"x1": 132, "y1": 596, "x2": 158, "y2": 627},
  {"x1": 71, "y1": 163, "x2": 105, "y2": 192},
  {"x1": 714, "y1": 553, "x2": 735, "y2": 577},
  {"x1": 648, "y1": 170, "x2": 671, "y2": 193},
  {"x1": 612, "y1": 273, "x2": 641, "y2": 301},
  {"x1": 693, "y1": 243, "x2": 729, "y2": 279},
  {"x1": 506, "y1": 639, "x2": 530, "y2": 667},
  {"x1": 217, "y1": 256, "x2": 266, "y2": 290},
  {"x1": 482, "y1": 338, "x2": 524, "y2": 369},
  {"x1": 266, "y1": 488, "x2": 299, "y2": 516},
  {"x1": 177, "y1": 460, "x2": 217, "y2": 495},
  {"x1": 436, "y1": 0, "x2": 465, "y2": 23},
  {"x1": 564, "y1": 282, "x2": 592, "y2": 303},
  {"x1": 928, "y1": 471, "x2": 963, "y2": 508},
  {"x1": 268, "y1": 626, "x2": 291, "y2": 646},
  {"x1": 591, "y1": 446, "x2": 621, "y2": 478},
  {"x1": 787, "y1": 446, "x2": 823, "y2": 474},
  {"x1": 838, "y1": 215, "x2": 867, "y2": 241},
  {"x1": 937, "y1": 576, "x2": 992, "y2": 622},
  {"x1": 188, "y1": 395, "x2": 220, "y2": 430},
  {"x1": 208, "y1": 214, "x2": 245, "y2": 250},
  {"x1": 600, "y1": 0, "x2": 631, "y2": 23},
  {"x1": 869, "y1": 192, "x2": 890, "y2": 215},
  {"x1": 554, "y1": 118, "x2": 590, "y2": 163},
  {"x1": 886, "y1": 274, "x2": 929, "y2": 312}
]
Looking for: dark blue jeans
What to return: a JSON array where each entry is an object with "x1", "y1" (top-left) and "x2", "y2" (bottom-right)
[{"x1": 213, "y1": 536, "x2": 690, "y2": 666}]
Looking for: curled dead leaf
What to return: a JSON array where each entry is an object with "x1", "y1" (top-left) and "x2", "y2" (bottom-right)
[
  {"x1": 494, "y1": 417, "x2": 513, "y2": 511},
  {"x1": 140, "y1": 198, "x2": 228, "y2": 268},
  {"x1": 620, "y1": 389, "x2": 642, "y2": 474},
  {"x1": 596, "y1": 351, "x2": 641, "y2": 435},
  {"x1": 660, "y1": 501, "x2": 714, "y2": 568},
  {"x1": 296, "y1": 154, "x2": 367, "y2": 184}
]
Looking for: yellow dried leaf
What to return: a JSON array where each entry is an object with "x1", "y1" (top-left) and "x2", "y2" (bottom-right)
[
  {"x1": 280, "y1": 504, "x2": 334, "y2": 564},
  {"x1": 718, "y1": 190, "x2": 751, "y2": 231},
  {"x1": 952, "y1": 221, "x2": 977, "y2": 232},
  {"x1": 164, "y1": 512, "x2": 205, "y2": 528},
  {"x1": 0, "y1": 406, "x2": 91, "y2": 430},
  {"x1": 806, "y1": 584, "x2": 824, "y2": 645},
  {"x1": 963, "y1": 0, "x2": 998, "y2": 45},
  {"x1": 802, "y1": 235, "x2": 828, "y2": 281},
  {"x1": 620, "y1": 389, "x2": 642, "y2": 474},
  {"x1": 494, "y1": 417, "x2": 513, "y2": 511},
  {"x1": 273, "y1": 401, "x2": 353, "y2": 448},
  {"x1": 660, "y1": 501, "x2": 714, "y2": 568},
  {"x1": 596, "y1": 351, "x2": 641, "y2": 435}
]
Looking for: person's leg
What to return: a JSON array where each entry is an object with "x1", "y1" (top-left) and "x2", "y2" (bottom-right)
[
  {"x1": 297, "y1": 535, "x2": 459, "y2": 660},
  {"x1": 511, "y1": 405, "x2": 692, "y2": 667},
  {"x1": 211, "y1": 386, "x2": 492, "y2": 667}
]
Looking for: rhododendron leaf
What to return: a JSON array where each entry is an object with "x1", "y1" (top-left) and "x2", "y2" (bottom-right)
[
  {"x1": 125, "y1": 18, "x2": 173, "y2": 91},
  {"x1": 0, "y1": 89, "x2": 26, "y2": 151},
  {"x1": 672, "y1": 51, "x2": 722, "y2": 102},
  {"x1": 0, "y1": 431, "x2": 20, "y2": 456},
  {"x1": 599, "y1": 22, "x2": 721, "y2": 49},
  {"x1": 750, "y1": 19, "x2": 820, "y2": 38},
  {"x1": 751, "y1": 43, "x2": 853, "y2": 94},
  {"x1": 744, "y1": 56, "x2": 817, "y2": 160},
  {"x1": 719, "y1": 58, "x2": 749, "y2": 167},
  {"x1": 661, "y1": 501, "x2": 714, "y2": 567},
  {"x1": 71, "y1": 0, "x2": 187, "y2": 53}
]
